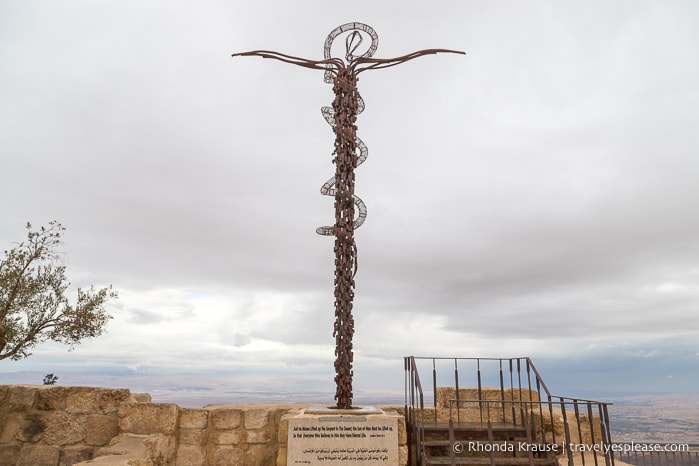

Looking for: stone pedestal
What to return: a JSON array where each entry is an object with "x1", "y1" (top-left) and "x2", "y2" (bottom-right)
[{"x1": 278, "y1": 406, "x2": 406, "y2": 466}]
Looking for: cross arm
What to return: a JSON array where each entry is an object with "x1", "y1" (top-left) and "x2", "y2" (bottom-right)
[
  {"x1": 353, "y1": 48, "x2": 465, "y2": 74},
  {"x1": 232, "y1": 50, "x2": 344, "y2": 74}
]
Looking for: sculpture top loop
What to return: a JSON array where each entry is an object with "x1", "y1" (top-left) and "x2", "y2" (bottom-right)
[
  {"x1": 324, "y1": 22, "x2": 379, "y2": 62},
  {"x1": 323, "y1": 22, "x2": 379, "y2": 83}
]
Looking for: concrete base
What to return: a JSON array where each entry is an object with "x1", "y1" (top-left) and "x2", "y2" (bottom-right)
[{"x1": 279, "y1": 406, "x2": 406, "y2": 465}]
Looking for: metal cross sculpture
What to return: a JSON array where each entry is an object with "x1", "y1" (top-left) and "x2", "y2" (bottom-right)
[{"x1": 233, "y1": 22, "x2": 463, "y2": 409}]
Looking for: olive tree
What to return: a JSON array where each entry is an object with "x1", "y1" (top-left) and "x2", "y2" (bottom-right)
[{"x1": 0, "y1": 221, "x2": 117, "y2": 361}]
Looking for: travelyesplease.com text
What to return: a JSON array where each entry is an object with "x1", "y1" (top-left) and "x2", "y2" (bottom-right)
[{"x1": 453, "y1": 442, "x2": 691, "y2": 454}]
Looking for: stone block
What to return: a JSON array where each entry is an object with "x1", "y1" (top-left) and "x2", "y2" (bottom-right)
[
  {"x1": 43, "y1": 412, "x2": 85, "y2": 445},
  {"x1": 210, "y1": 408, "x2": 242, "y2": 429},
  {"x1": 0, "y1": 412, "x2": 21, "y2": 443},
  {"x1": 399, "y1": 444, "x2": 409, "y2": 466},
  {"x1": 245, "y1": 444, "x2": 277, "y2": 466},
  {"x1": 211, "y1": 429, "x2": 242, "y2": 445},
  {"x1": 179, "y1": 427, "x2": 205, "y2": 445},
  {"x1": 244, "y1": 408, "x2": 269, "y2": 429},
  {"x1": 7, "y1": 386, "x2": 38, "y2": 411},
  {"x1": 95, "y1": 432, "x2": 148, "y2": 458},
  {"x1": 246, "y1": 428, "x2": 275, "y2": 444},
  {"x1": 277, "y1": 416, "x2": 290, "y2": 447},
  {"x1": 89, "y1": 433, "x2": 175, "y2": 466},
  {"x1": 0, "y1": 444, "x2": 21, "y2": 466},
  {"x1": 118, "y1": 402, "x2": 178, "y2": 435},
  {"x1": 85, "y1": 414, "x2": 119, "y2": 446},
  {"x1": 18, "y1": 444, "x2": 60, "y2": 466},
  {"x1": 379, "y1": 404, "x2": 405, "y2": 416},
  {"x1": 132, "y1": 392, "x2": 152, "y2": 402},
  {"x1": 17, "y1": 413, "x2": 46, "y2": 443},
  {"x1": 276, "y1": 407, "x2": 303, "y2": 445},
  {"x1": 276, "y1": 446, "x2": 287, "y2": 466},
  {"x1": 0, "y1": 385, "x2": 9, "y2": 404},
  {"x1": 209, "y1": 446, "x2": 244, "y2": 466},
  {"x1": 397, "y1": 416, "x2": 407, "y2": 444},
  {"x1": 176, "y1": 444, "x2": 205, "y2": 466},
  {"x1": 435, "y1": 386, "x2": 541, "y2": 411},
  {"x1": 66, "y1": 387, "x2": 99, "y2": 414},
  {"x1": 97, "y1": 388, "x2": 132, "y2": 414},
  {"x1": 59, "y1": 445, "x2": 94, "y2": 465},
  {"x1": 35, "y1": 386, "x2": 66, "y2": 411},
  {"x1": 180, "y1": 408, "x2": 209, "y2": 429},
  {"x1": 143, "y1": 433, "x2": 176, "y2": 465}
]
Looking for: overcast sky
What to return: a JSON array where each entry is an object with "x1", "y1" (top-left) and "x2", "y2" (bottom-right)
[{"x1": 1, "y1": 0, "x2": 698, "y2": 403}]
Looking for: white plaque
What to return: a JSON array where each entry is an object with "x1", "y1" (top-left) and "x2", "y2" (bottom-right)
[{"x1": 287, "y1": 414, "x2": 399, "y2": 465}]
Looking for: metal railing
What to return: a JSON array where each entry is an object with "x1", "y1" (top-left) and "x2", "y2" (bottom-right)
[
  {"x1": 405, "y1": 356, "x2": 553, "y2": 420},
  {"x1": 404, "y1": 356, "x2": 615, "y2": 466}
]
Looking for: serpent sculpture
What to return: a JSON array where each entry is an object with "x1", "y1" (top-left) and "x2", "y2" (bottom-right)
[{"x1": 233, "y1": 22, "x2": 463, "y2": 409}]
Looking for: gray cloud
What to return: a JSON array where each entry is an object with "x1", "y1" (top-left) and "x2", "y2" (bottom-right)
[{"x1": 1, "y1": 0, "x2": 698, "y2": 396}]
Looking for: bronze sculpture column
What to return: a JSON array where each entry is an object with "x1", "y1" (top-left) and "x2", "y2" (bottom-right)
[{"x1": 233, "y1": 22, "x2": 463, "y2": 409}]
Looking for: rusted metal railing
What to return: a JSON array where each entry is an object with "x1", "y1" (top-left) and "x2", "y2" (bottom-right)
[
  {"x1": 405, "y1": 357, "x2": 553, "y2": 421},
  {"x1": 404, "y1": 356, "x2": 615, "y2": 466}
]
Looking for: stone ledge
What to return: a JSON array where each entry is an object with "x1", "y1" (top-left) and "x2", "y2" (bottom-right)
[{"x1": 1, "y1": 385, "x2": 404, "y2": 466}]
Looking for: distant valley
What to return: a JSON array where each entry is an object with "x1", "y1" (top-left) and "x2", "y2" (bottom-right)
[{"x1": 606, "y1": 393, "x2": 699, "y2": 444}]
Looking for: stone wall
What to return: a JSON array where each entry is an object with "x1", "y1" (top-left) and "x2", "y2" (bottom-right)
[
  {"x1": 1, "y1": 385, "x2": 135, "y2": 465},
  {"x1": 0, "y1": 385, "x2": 406, "y2": 466},
  {"x1": 432, "y1": 386, "x2": 604, "y2": 447}
]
